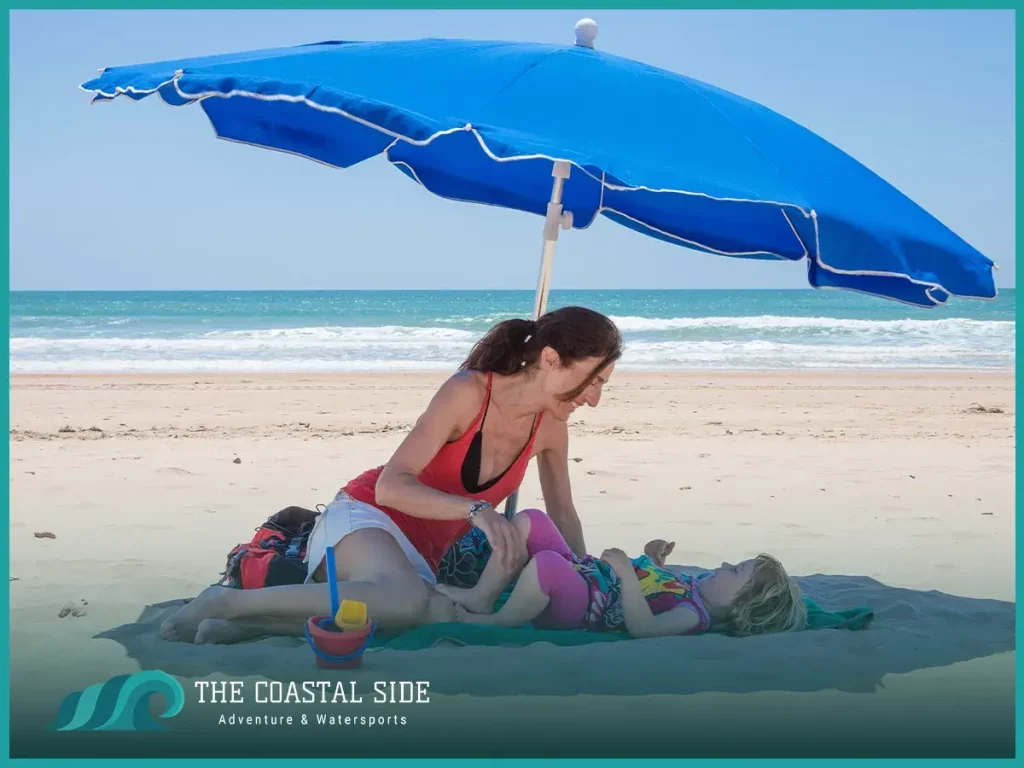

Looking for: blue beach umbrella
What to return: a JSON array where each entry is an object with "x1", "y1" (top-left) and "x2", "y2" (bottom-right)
[
  {"x1": 81, "y1": 19, "x2": 998, "y2": 515},
  {"x1": 81, "y1": 19, "x2": 996, "y2": 312}
]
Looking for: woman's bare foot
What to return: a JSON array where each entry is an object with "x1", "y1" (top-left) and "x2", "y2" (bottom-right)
[
  {"x1": 195, "y1": 616, "x2": 306, "y2": 644},
  {"x1": 195, "y1": 618, "x2": 252, "y2": 645},
  {"x1": 435, "y1": 584, "x2": 497, "y2": 615},
  {"x1": 160, "y1": 586, "x2": 234, "y2": 642}
]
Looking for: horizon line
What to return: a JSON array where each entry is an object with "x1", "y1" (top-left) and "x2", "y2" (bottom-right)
[{"x1": 10, "y1": 286, "x2": 1016, "y2": 294}]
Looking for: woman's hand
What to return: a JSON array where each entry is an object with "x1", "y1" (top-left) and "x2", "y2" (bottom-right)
[
  {"x1": 643, "y1": 539, "x2": 676, "y2": 567},
  {"x1": 471, "y1": 506, "x2": 527, "y2": 573},
  {"x1": 599, "y1": 547, "x2": 633, "y2": 577}
]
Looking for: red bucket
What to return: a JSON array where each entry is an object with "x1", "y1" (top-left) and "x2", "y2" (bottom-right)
[{"x1": 304, "y1": 616, "x2": 375, "y2": 670}]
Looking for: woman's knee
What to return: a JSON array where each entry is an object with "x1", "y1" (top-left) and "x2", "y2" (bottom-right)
[
  {"x1": 381, "y1": 575, "x2": 432, "y2": 624},
  {"x1": 401, "y1": 584, "x2": 432, "y2": 624},
  {"x1": 332, "y1": 528, "x2": 433, "y2": 625}
]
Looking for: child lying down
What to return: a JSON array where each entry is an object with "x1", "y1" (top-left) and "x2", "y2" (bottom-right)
[{"x1": 437, "y1": 509, "x2": 807, "y2": 637}]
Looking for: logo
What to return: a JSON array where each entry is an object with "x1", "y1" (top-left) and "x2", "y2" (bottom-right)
[{"x1": 54, "y1": 670, "x2": 185, "y2": 731}]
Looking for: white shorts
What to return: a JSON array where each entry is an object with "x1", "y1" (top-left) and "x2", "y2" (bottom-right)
[{"x1": 303, "y1": 492, "x2": 437, "y2": 586}]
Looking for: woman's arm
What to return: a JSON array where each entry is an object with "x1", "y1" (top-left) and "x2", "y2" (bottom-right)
[
  {"x1": 374, "y1": 374, "x2": 525, "y2": 568},
  {"x1": 602, "y1": 549, "x2": 701, "y2": 639},
  {"x1": 537, "y1": 420, "x2": 587, "y2": 557},
  {"x1": 375, "y1": 375, "x2": 486, "y2": 521}
]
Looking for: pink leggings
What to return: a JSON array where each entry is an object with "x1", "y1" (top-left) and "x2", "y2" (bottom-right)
[{"x1": 518, "y1": 509, "x2": 589, "y2": 630}]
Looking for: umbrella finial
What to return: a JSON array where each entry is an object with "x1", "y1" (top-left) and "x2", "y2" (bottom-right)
[{"x1": 574, "y1": 18, "x2": 598, "y2": 49}]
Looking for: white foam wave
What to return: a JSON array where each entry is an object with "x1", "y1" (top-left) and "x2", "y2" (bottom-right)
[
  {"x1": 621, "y1": 341, "x2": 1014, "y2": 369},
  {"x1": 10, "y1": 325, "x2": 478, "y2": 353},
  {"x1": 207, "y1": 325, "x2": 479, "y2": 341},
  {"x1": 10, "y1": 340, "x2": 1014, "y2": 374},
  {"x1": 609, "y1": 315, "x2": 1015, "y2": 334},
  {"x1": 9, "y1": 319, "x2": 1015, "y2": 374},
  {"x1": 10, "y1": 358, "x2": 456, "y2": 374}
]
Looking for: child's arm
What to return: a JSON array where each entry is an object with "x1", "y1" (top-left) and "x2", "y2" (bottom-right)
[{"x1": 601, "y1": 548, "x2": 702, "y2": 639}]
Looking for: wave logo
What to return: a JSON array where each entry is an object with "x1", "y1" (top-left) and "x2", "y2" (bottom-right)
[{"x1": 54, "y1": 670, "x2": 185, "y2": 731}]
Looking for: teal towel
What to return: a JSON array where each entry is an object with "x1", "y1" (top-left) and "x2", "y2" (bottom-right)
[
  {"x1": 368, "y1": 598, "x2": 873, "y2": 651},
  {"x1": 803, "y1": 597, "x2": 874, "y2": 631}
]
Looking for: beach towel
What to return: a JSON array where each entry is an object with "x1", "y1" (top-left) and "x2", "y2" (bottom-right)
[{"x1": 368, "y1": 598, "x2": 873, "y2": 650}]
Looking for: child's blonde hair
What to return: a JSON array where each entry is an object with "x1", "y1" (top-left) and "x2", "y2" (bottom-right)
[{"x1": 722, "y1": 554, "x2": 806, "y2": 637}]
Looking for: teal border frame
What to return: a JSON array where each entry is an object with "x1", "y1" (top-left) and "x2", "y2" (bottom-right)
[
  {"x1": 1, "y1": 1, "x2": 1021, "y2": 8},
  {"x1": 2, "y1": 2, "x2": 1018, "y2": 765}
]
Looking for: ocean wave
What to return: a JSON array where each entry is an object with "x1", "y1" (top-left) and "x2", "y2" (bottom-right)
[
  {"x1": 621, "y1": 340, "x2": 1014, "y2": 369},
  {"x1": 434, "y1": 314, "x2": 521, "y2": 325},
  {"x1": 10, "y1": 316, "x2": 1015, "y2": 374},
  {"x1": 11, "y1": 358, "x2": 458, "y2": 374},
  {"x1": 10, "y1": 327, "x2": 478, "y2": 353},
  {"x1": 10, "y1": 338, "x2": 1013, "y2": 374},
  {"x1": 207, "y1": 325, "x2": 479, "y2": 341},
  {"x1": 609, "y1": 314, "x2": 1016, "y2": 334}
]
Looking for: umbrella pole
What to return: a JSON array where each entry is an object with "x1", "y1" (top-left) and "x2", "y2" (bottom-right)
[{"x1": 504, "y1": 160, "x2": 572, "y2": 520}]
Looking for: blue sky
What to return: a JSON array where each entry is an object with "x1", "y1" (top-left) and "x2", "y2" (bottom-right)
[{"x1": 9, "y1": 9, "x2": 1015, "y2": 291}]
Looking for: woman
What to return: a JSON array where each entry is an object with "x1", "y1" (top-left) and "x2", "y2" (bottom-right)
[{"x1": 162, "y1": 306, "x2": 622, "y2": 644}]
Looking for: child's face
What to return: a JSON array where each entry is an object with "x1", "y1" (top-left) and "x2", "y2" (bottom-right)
[{"x1": 698, "y1": 559, "x2": 757, "y2": 608}]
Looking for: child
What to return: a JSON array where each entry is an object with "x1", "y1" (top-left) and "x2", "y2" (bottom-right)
[{"x1": 437, "y1": 509, "x2": 807, "y2": 638}]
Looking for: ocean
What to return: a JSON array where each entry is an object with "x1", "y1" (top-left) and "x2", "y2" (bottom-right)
[{"x1": 8, "y1": 289, "x2": 1015, "y2": 374}]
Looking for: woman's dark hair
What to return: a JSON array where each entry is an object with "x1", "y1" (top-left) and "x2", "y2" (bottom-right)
[{"x1": 460, "y1": 306, "x2": 623, "y2": 401}]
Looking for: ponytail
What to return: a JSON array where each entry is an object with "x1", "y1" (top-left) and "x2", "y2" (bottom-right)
[
  {"x1": 459, "y1": 318, "x2": 539, "y2": 375},
  {"x1": 460, "y1": 307, "x2": 623, "y2": 395}
]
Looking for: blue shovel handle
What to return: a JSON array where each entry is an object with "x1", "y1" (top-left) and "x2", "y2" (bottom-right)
[{"x1": 325, "y1": 542, "x2": 340, "y2": 618}]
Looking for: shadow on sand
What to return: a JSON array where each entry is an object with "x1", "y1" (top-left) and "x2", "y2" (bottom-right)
[{"x1": 96, "y1": 571, "x2": 1014, "y2": 696}]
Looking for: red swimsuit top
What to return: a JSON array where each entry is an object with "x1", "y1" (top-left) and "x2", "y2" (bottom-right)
[{"x1": 342, "y1": 373, "x2": 544, "y2": 574}]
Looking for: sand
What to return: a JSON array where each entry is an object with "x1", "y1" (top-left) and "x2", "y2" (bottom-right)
[{"x1": 8, "y1": 370, "x2": 1016, "y2": 757}]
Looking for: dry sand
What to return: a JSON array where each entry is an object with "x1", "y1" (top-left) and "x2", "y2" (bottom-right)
[{"x1": 9, "y1": 370, "x2": 1016, "y2": 756}]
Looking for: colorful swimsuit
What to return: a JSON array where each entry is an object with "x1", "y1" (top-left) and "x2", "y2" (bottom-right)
[{"x1": 575, "y1": 554, "x2": 712, "y2": 633}]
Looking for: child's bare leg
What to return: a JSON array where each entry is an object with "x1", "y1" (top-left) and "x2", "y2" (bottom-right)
[
  {"x1": 436, "y1": 555, "x2": 516, "y2": 615},
  {"x1": 454, "y1": 558, "x2": 550, "y2": 627},
  {"x1": 437, "y1": 511, "x2": 534, "y2": 614},
  {"x1": 424, "y1": 589, "x2": 457, "y2": 624}
]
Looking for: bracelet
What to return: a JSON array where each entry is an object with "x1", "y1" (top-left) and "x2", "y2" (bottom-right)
[{"x1": 466, "y1": 500, "x2": 490, "y2": 523}]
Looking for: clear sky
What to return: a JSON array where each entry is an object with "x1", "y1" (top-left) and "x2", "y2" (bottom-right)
[{"x1": 9, "y1": 9, "x2": 1015, "y2": 291}]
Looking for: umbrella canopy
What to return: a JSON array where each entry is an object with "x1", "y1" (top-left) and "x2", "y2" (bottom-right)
[{"x1": 80, "y1": 21, "x2": 996, "y2": 308}]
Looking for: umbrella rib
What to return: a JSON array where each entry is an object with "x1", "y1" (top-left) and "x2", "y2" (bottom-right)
[
  {"x1": 671, "y1": 78, "x2": 806, "y2": 209},
  {"x1": 484, "y1": 49, "x2": 562, "y2": 105},
  {"x1": 601, "y1": 206, "x2": 794, "y2": 260}
]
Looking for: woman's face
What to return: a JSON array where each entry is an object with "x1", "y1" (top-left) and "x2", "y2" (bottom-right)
[{"x1": 540, "y1": 354, "x2": 615, "y2": 422}]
